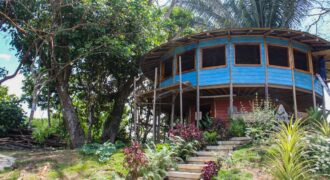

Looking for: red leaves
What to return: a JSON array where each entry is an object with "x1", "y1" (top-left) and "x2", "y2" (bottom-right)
[
  {"x1": 202, "y1": 161, "x2": 220, "y2": 180},
  {"x1": 169, "y1": 124, "x2": 202, "y2": 142},
  {"x1": 123, "y1": 141, "x2": 147, "y2": 177}
]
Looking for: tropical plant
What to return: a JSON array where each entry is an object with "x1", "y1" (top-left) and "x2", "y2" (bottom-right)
[
  {"x1": 203, "y1": 131, "x2": 218, "y2": 145},
  {"x1": 156, "y1": 143, "x2": 171, "y2": 152},
  {"x1": 198, "y1": 113, "x2": 213, "y2": 131},
  {"x1": 178, "y1": 0, "x2": 310, "y2": 28},
  {"x1": 314, "y1": 118, "x2": 330, "y2": 138},
  {"x1": 170, "y1": 136, "x2": 198, "y2": 161},
  {"x1": 306, "y1": 135, "x2": 330, "y2": 176},
  {"x1": 267, "y1": 118, "x2": 310, "y2": 179},
  {"x1": 124, "y1": 141, "x2": 148, "y2": 179},
  {"x1": 202, "y1": 161, "x2": 220, "y2": 180},
  {"x1": 80, "y1": 142, "x2": 117, "y2": 162},
  {"x1": 169, "y1": 124, "x2": 202, "y2": 142},
  {"x1": 244, "y1": 97, "x2": 276, "y2": 143},
  {"x1": 229, "y1": 118, "x2": 246, "y2": 137},
  {"x1": 141, "y1": 143, "x2": 176, "y2": 179}
]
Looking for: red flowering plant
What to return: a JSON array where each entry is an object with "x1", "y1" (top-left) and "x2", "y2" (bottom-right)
[
  {"x1": 123, "y1": 141, "x2": 147, "y2": 179},
  {"x1": 202, "y1": 161, "x2": 220, "y2": 180},
  {"x1": 169, "y1": 124, "x2": 202, "y2": 142}
]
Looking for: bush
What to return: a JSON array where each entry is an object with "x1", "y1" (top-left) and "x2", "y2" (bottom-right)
[
  {"x1": 0, "y1": 101, "x2": 25, "y2": 136},
  {"x1": 202, "y1": 161, "x2": 220, "y2": 180},
  {"x1": 124, "y1": 141, "x2": 148, "y2": 179},
  {"x1": 170, "y1": 136, "x2": 198, "y2": 162},
  {"x1": 141, "y1": 143, "x2": 176, "y2": 179},
  {"x1": 267, "y1": 118, "x2": 310, "y2": 179},
  {"x1": 156, "y1": 143, "x2": 171, "y2": 152},
  {"x1": 31, "y1": 118, "x2": 67, "y2": 143},
  {"x1": 217, "y1": 168, "x2": 253, "y2": 180},
  {"x1": 169, "y1": 124, "x2": 202, "y2": 142},
  {"x1": 80, "y1": 142, "x2": 117, "y2": 162},
  {"x1": 198, "y1": 114, "x2": 213, "y2": 131},
  {"x1": 203, "y1": 131, "x2": 218, "y2": 145},
  {"x1": 228, "y1": 118, "x2": 246, "y2": 137},
  {"x1": 307, "y1": 135, "x2": 330, "y2": 176}
]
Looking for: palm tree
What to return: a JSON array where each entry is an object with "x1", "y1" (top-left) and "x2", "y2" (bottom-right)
[{"x1": 178, "y1": 0, "x2": 311, "y2": 29}]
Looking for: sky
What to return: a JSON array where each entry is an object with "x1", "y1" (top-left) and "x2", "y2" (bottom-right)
[{"x1": 0, "y1": 2, "x2": 329, "y2": 119}]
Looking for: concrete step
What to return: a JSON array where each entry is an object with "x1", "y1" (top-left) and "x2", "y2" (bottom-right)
[
  {"x1": 217, "y1": 140, "x2": 246, "y2": 145},
  {"x1": 167, "y1": 171, "x2": 201, "y2": 179},
  {"x1": 196, "y1": 151, "x2": 227, "y2": 157},
  {"x1": 229, "y1": 137, "x2": 251, "y2": 141},
  {"x1": 206, "y1": 145, "x2": 234, "y2": 151},
  {"x1": 177, "y1": 164, "x2": 206, "y2": 173},
  {"x1": 187, "y1": 156, "x2": 217, "y2": 164}
]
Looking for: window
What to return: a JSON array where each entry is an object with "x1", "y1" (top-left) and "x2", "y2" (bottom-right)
[
  {"x1": 202, "y1": 46, "x2": 226, "y2": 68},
  {"x1": 293, "y1": 49, "x2": 309, "y2": 71},
  {"x1": 162, "y1": 57, "x2": 173, "y2": 79},
  {"x1": 235, "y1": 44, "x2": 261, "y2": 65},
  {"x1": 268, "y1": 45, "x2": 289, "y2": 67},
  {"x1": 177, "y1": 49, "x2": 195, "y2": 73}
]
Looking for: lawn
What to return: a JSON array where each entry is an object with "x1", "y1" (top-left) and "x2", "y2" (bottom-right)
[{"x1": 0, "y1": 149, "x2": 126, "y2": 180}]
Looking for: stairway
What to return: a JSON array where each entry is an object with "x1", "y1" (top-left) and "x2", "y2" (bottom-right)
[{"x1": 166, "y1": 137, "x2": 251, "y2": 180}]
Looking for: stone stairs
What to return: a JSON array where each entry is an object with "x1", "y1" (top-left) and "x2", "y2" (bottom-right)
[{"x1": 166, "y1": 137, "x2": 251, "y2": 180}]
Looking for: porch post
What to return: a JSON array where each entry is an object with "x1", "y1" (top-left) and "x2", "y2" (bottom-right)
[
  {"x1": 170, "y1": 93, "x2": 176, "y2": 130},
  {"x1": 264, "y1": 37, "x2": 269, "y2": 101},
  {"x1": 229, "y1": 35, "x2": 234, "y2": 117},
  {"x1": 289, "y1": 41, "x2": 298, "y2": 118},
  {"x1": 179, "y1": 56, "x2": 183, "y2": 124},
  {"x1": 152, "y1": 67, "x2": 158, "y2": 142},
  {"x1": 196, "y1": 45, "x2": 201, "y2": 127},
  {"x1": 308, "y1": 51, "x2": 317, "y2": 108}
]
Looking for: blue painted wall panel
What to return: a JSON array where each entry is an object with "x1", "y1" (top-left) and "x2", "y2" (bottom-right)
[
  {"x1": 292, "y1": 42, "x2": 309, "y2": 52},
  {"x1": 268, "y1": 67, "x2": 293, "y2": 86},
  {"x1": 200, "y1": 68, "x2": 230, "y2": 86},
  {"x1": 199, "y1": 38, "x2": 228, "y2": 48},
  {"x1": 314, "y1": 79, "x2": 324, "y2": 96},
  {"x1": 266, "y1": 37, "x2": 289, "y2": 46},
  {"x1": 160, "y1": 77, "x2": 174, "y2": 88},
  {"x1": 174, "y1": 71, "x2": 197, "y2": 86},
  {"x1": 294, "y1": 71, "x2": 312, "y2": 90},
  {"x1": 231, "y1": 36, "x2": 263, "y2": 43},
  {"x1": 232, "y1": 67, "x2": 265, "y2": 84}
]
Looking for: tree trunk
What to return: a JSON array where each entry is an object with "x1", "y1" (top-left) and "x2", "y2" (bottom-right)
[
  {"x1": 47, "y1": 87, "x2": 51, "y2": 127},
  {"x1": 56, "y1": 83, "x2": 85, "y2": 148},
  {"x1": 28, "y1": 86, "x2": 38, "y2": 129},
  {"x1": 101, "y1": 96, "x2": 126, "y2": 143},
  {"x1": 87, "y1": 104, "x2": 94, "y2": 143}
]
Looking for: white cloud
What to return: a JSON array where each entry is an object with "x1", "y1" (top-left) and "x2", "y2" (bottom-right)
[{"x1": 0, "y1": 53, "x2": 12, "y2": 61}]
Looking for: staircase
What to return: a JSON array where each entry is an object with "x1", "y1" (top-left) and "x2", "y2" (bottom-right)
[{"x1": 166, "y1": 137, "x2": 251, "y2": 180}]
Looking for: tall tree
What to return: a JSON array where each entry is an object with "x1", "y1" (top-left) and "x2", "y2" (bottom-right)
[{"x1": 178, "y1": 0, "x2": 310, "y2": 28}]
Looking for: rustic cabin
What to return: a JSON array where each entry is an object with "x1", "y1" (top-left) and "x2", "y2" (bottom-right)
[{"x1": 139, "y1": 28, "x2": 330, "y2": 133}]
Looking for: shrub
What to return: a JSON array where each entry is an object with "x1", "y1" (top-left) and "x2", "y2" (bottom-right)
[
  {"x1": 169, "y1": 124, "x2": 202, "y2": 142},
  {"x1": 217, "y1": 168, "x2": 253, "y2": 180},
  {"x1": 243, "y1": 97, "x2": 276, "y2": 143},
  {"x1": 124, "y1": 141, "x2": 147, "y2": 179},
  {"x1": 198, "y1": 114, "x2": 213, "y2": 131},
  {"x1": 31, "y1": 118, "x2": 67, "y2": 143},
  {"x1": 203, "y1": 131, "x2": 218, "y2": 145},
  {"x1": 156, "y1": 143, "x2": 171, "y2": 152},
  {"x1": 141, "y1": 143, "x2": 176, "y2": 179},
  {"x1": 267, "y1": 118, "x2": 310, "y2": 180},
  {"x1": 228, "y1": 118, "x2": 246, "y2": 137},
  {"x1": 170, "y1": 136, "x2": 198, "y2": 161},
  {"x1": 307, "y1": 135, "x2": 330, "y2": 176},
  {"x1": 202, "y1": 161, "x2": 220, "y2": 180},
  {"x1": 0, "y1": 101, "x2": 25, "y2": 136},
  {"x1": 80, "y1": 142, "x2": 117, "y2": 162}
]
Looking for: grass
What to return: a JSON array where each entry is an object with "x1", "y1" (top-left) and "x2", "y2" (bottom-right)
[
  {"x1": 0, "y1": 149, "x2": 126, "y2": 180},
  {"x1": 217, "y1": 168, "x2": 253, "y2": 180}
]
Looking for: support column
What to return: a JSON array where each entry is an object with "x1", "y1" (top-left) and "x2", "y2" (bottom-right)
[
  {"x1": 196, "y1": 45, "x2": 201, "y2": 127},
  {"x1": 229, "y1": 37, "x2": 234, "y2": 117},
  {"x1": 179, "y1": 56, "x2": 183, "y2": 124},
  {"x1": 264, "y1": 38, "x2": 269, "y2": 101},
  {"x1": 308, "y1": 51, "x2": 317, "y2": 108},
  {"x1": 152, "y1": 68, "x2": 158, "y2": 142},
  {"x1": 289, "y1": 42, "x2": 298, "y2": 118},
  {"x1": 170, "y1": 93, "x2": 176, "y2": 130}
]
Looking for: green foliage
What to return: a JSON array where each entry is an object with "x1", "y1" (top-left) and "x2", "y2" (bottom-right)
[
  {"x1": 306, "y1": 135, "x2": 330, "y2": 176},
  {"x1": 198, "y1": 114, "x2": 213, "y2": 131},
  {"x1": 80, "y1": 142, "x2": 117, "y2": 163},
  {"x1": 203, "y1": 131, "x2": 218, "y2": 145},
  {"x1": 304, "y1": 107, "x2": 328, "y2": 124},
  {"x1": 0, "y1": 86, "x2": 25, "y2": 136},
  {"x1": 314, "y1": 118, "x2": 330, "y2": 138},
  {"x1": 217, "y1": 168, "x2": 253, "y2": 180},
  {"x1": 227, "y1": 143, "x2": 265, "y2": 167},
  {"x1": 229, "y1": 118, "x2": 246, "y2": 137},
  {"x1": 31, "y1": 118, "x2": 67, "y2": 143},
  {"x1": 267, "y1": 118, "x2": 310, "y2": 180},
  {"x1": 141, "y1": 143, "x2": 176, "y2": 180},
  {"x1": 244, "y1": 97, "x2": 276, "y2": 143},
  {"x1": 170, "y1": 136, "x2": 198, "y2": 162},
  {"x1": 156, "y1": 143, "x2": 171, "y2": 152}
]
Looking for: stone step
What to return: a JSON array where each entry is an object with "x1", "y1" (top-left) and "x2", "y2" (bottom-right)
[
  {"x1": 217, "y1": 140, "x2": 246, "y2": 145},
  {"x1": 206, "y1": 145, "x2": 234, "y2": 151},
  {"x1": 177, "y1": 164, "x2": 206, "y2": 173},
  {"x1": 187, "y1": 156, "x2": 217, "y2": 164},
  {"x1": 229, "y1": 137, "x2": 251, "y2": 141},
  {"x1": 196, "y1": 151, "x2": 227, "y2": 157},
  {"x1": 167, "y1": 171, "x2": 201, "y2": 179}
]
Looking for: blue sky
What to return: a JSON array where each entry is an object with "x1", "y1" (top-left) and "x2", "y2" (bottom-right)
[{"x1": 0, "y1": 4, "x2": 329, "y2": 118}]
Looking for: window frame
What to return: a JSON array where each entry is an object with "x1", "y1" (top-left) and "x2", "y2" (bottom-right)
[
  {"x1": 200, "y1": 45, "x2": 227, "y2": 69},
  {"x1": 293, "y1": 48, "x2": 310, "y2": 73},
  {"x1": 176, "y1": 49, "x2": 196, "y2": 74},
  {"x1": 234, "y1": 43, "x2": 262, "y2": 66},
  {"x1": 161, "y1": 56, "x2": 173, "y2": 81},
  {"x1": 267, "y1": 44, "x2": 290, "y2": 69}
]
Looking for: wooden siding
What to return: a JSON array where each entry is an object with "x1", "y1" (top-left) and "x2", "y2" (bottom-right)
[{"x1": 158, "y1": 36, "x2": 320, "y2": 96}]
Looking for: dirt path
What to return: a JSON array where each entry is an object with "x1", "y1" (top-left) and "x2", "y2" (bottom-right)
[{"x1": 0, "y1": 154, "x2": 15, "y2": 171}]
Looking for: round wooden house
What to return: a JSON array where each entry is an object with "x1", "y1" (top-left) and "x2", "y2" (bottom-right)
[{"x1": 140, "y1": 28, "x2": 330, "y2": 128}]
